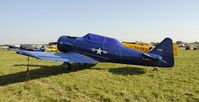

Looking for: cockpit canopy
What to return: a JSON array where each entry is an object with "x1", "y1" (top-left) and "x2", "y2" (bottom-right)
[{"x1": 82, "y1": 33, "x2": 121, "y2": 45}]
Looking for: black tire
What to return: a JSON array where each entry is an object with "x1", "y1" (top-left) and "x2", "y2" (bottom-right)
[
  {"x1": 62, "y1": 62, "x2": 71, "y2": 71},
  {"x1": 79, "y1": 63, "x2": 87, "y2": 67},
  {"x1": 153, "y1": 68, "x2": 158, "y2": 71}
]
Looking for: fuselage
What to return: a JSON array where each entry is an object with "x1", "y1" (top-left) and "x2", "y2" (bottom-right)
[{"x1": 57, "y1": 35, "x2": 163, "y2": 67}]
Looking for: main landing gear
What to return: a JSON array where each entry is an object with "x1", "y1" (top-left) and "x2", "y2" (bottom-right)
[
  {"x1": 78, "y1": 63, "x2": 87, "y2": 67},
  {"x1": 62, "y1": 62, "x2": 91, "y2": 71},
  {"x1": 61, "y1": 62, "x2": 96, "y2": 71},
  {"x1": 62, "y1": 62, "x2": 71, "y2": 71}
]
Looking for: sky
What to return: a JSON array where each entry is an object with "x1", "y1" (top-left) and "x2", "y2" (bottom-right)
[{"x1": 0, "y1": 0, "x2": 199, "y2": 44}]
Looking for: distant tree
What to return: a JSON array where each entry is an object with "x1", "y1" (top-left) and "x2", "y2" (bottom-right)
[
  {"x1": 193, "y1": 41, "x2": 199, "y2": 44},
  {"x1": 176, "y1": 41, "x2": 183, "y2": 45}
]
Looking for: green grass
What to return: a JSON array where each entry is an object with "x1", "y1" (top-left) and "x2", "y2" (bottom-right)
[{"x1": 0, "y1": 50, "x2": 199, "y2": 102}]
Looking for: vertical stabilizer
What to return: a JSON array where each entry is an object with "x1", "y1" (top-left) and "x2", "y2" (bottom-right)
[{"x1": 149, "y1": 38, "x2": 174, "y2": 67}]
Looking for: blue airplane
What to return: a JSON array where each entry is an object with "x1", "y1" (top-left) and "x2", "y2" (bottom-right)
[{"x1": 16, "y1": 33, "x2": 174, "y2": 71}]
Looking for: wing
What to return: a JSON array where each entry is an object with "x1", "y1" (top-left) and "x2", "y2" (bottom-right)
[{"x1": 16, "y1": 50, "x2": 97, "y2": 64}]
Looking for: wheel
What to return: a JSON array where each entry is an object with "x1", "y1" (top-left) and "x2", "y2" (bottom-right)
[
  {"x1": 153, "y1": 67, "x2": 158, "y2": 71},
  {"x1": 62, "y1": 62, "x2": 71, "y2": 71},
  {"x1": 79, "y1": 63, "x2": 87, "y2": 67}
]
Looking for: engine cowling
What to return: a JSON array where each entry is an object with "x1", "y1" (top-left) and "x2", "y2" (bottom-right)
[{"x1": 57, "y1": 36, "x2": 76, "y2": 52}]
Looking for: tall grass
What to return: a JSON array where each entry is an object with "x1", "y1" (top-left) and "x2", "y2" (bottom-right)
[{"x1": 0, "y1": 50, "x2": 199, "y2": 102}]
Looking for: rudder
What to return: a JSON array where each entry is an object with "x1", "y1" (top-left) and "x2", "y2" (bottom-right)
[{"x1": 149, "y1": 38, "x2": 174, "y2": 67}]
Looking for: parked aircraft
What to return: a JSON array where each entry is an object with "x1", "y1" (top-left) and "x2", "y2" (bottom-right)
[
  {"x1": 45, "y1": 42, "x2": 58, "y2": 52},
  {"x1": 122, "y1": 42, "x2": 178, "y2": 56},
  {"x1": 121, "y1": 42, "x2": 153, "y2": 53},
  {"x1": 185, "y1": 42, "x2": 199, "y2": 50},
  {"x1": 16, "y1": 33, "x2": 174, "y2": 71},
  {"x1": 8, "y1": 44, "x2": 20, "y2": 50}
]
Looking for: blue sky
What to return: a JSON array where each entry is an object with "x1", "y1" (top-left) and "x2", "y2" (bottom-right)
[{"x1": 0, "y1": 0, "x2": 199, "y2": 44}]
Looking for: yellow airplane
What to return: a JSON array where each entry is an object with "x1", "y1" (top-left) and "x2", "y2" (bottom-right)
[
  {"x1": 45, "y1": 42, "x2": 58, "y2": 52},
  {"x1": 122, "y1": 42, "x2": 178, "y2": 56},
  {"x1": 45, "y1": 45, "x2": 58, "y2": 52}
]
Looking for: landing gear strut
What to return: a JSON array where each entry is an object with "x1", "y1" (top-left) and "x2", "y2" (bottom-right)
[{"x1": 62, "y1": 62, "x2": 71, "y2": 71}]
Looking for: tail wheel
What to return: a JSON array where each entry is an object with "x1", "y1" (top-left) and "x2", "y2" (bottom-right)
[
  {"x1": 62, "y1": 62, "x2": 71, "y2": 71},
  {"x1": 153, "y1": 67, "x2": 158, "y2": 71}
]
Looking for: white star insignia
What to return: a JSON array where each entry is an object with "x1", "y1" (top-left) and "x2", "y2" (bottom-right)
[
  {"x1": 91, "y1": 48, "x2": 108, "y2": 55},
  {"x1": 96, "y1": 48, "x2": 103, "y2": 55}
]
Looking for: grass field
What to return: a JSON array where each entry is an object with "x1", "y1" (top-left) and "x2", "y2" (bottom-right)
[{"x1": 0, "y1": 50, "x2": 199, "y2": 102}]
